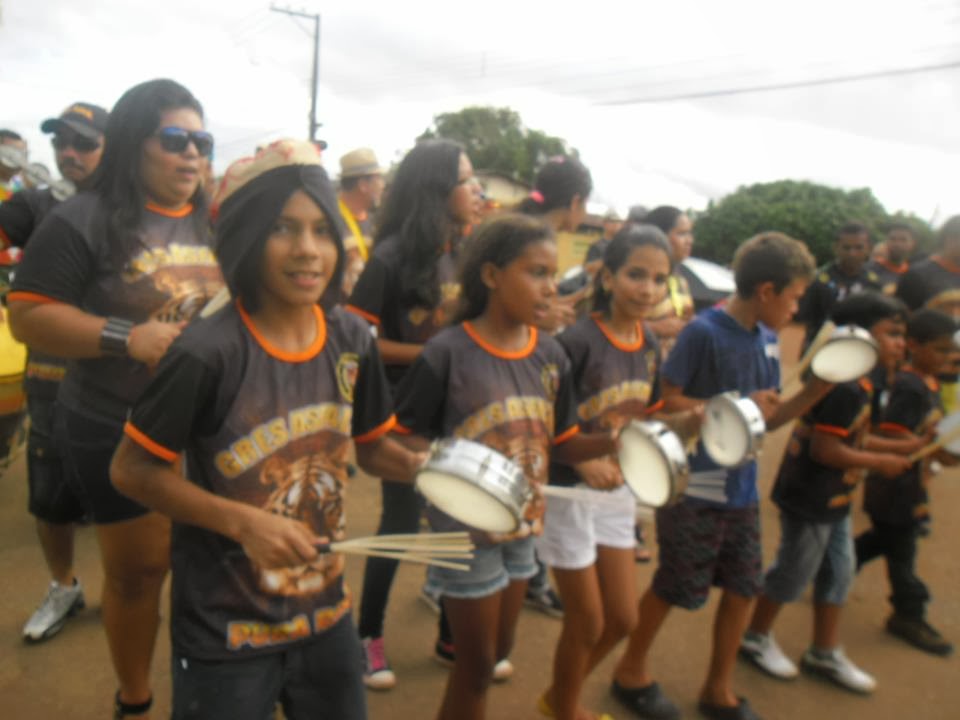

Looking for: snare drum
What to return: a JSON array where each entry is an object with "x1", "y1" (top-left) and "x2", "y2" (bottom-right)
[
  {"x1": 416, "y1": 438, "x2": 530, "y2": 533},
  {"x1": 810, "y1": 325, "x2": 878, "y2": 383},
  {"x1": 617, "y1": 420, "x2": 689, "y2": 507},
  {"x1": 701, "y1": 392, "x2": 766, "y2": 467}
]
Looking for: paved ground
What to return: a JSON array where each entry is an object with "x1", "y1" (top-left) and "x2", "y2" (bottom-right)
[{"x1": 1, "y1": 326, "x2": 958, "y2": 719}]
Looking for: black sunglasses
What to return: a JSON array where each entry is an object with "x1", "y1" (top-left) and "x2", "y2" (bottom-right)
[
  {"x1": 51, "y1": 134, "x2": 101, "y2": 153},
  {"x1": 154, "y1": 127, "x2": 214, "y2": 157}
]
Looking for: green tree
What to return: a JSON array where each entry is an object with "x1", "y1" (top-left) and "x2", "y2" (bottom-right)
[
  {"x1": 418, "y1": 106, "x2": 570, "y2": 184},
  {"x1": 692, "y1": 180, "x2": 910, "y2": 266}
]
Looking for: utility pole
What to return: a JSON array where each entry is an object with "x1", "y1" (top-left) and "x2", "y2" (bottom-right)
[{"x1": 269, "y1": 5, "x2": 321, "y2": 143}]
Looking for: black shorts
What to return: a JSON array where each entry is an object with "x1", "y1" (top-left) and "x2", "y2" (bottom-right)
[
  {"x1": 652, "y1": 499, "x2": 762, "y2": 610},
  {"x1": 26, "y1": 397, "x2": 87, "y2": 524},
  {"x1": 171, "y1": 615, "x2": 366, "y2": 720},
  {"x1": 55, "y1": 405, "x2": 149, "y2": 525}
]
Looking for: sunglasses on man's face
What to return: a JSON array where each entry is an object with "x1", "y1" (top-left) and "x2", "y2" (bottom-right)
[
  {"x1": 51, "y1": 134, "x2": 101, "y2": 153},
  {"x1": 154, "y1": 127, "x2": 214, "y2": 157}
]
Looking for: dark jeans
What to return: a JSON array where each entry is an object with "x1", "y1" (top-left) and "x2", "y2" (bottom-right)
[{"x1": 855, "y1": 520, "x2": 930, "y2": 619}]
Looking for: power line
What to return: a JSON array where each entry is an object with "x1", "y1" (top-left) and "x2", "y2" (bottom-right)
[{"x1": 597, "y1": 59, "x2": 960, "y2": 106}]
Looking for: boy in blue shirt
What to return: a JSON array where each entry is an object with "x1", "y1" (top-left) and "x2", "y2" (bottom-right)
[{"x1": 612, "y1": 232, "x2": 830, "y2": 720}]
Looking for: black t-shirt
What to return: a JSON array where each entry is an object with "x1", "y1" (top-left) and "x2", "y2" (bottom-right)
[
  {"x1": 866, "y1": 259, "x2": 909, "y2": 297},
  {"x1": 394, "y1": 322, "x2": 579, "y2": 531},
  {"x1": 552, "y1": 314, "x2": 662, "y2": 486},
  {"x1": 10, "y1": 193, "x2": 222, "y2": 421},
  {"x1": 795, "y1": 262, "x2": 882, "y2": 347},
  {"x1": 772, "y1": 378, "x2": 873, "y2": 522},
  {"x1": 345, "y1": 234, "x2": 461, "y2": 386},
  {"x1": 125, "y1": 303, "x2": 395, "y2": 660},
  {"x1": 0, "y1": 187, "x2": 65, "y2": 399},
  {"x1": 865, "y1": 369, "x2": 942, "y2": 525},
  {"x1": 896, "y1": 256, "x2": 960, "y2": 316}
]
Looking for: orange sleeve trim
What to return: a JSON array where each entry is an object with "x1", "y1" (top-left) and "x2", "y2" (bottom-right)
[
  {"x1": 354, "y1": 415, "x2": 397, "y2": 444},
  {"x1": 6, "y1": 291, "x2": 63, "y2": 305},
  {"x1": 814, "y1": 423, "x2": 850, "y2": 438},
  {"x1": 123, "y1": 421, "x2": 179, "y2": 463},
  {"x1": 344, "y1": 304, "x2": 381, "y2": 326},
  {"x1": 644, "y1": 399, "x2": 666, "y2": 415},
  {"x1": 553, "y1": 424, "x2": 580, "y2": 445},
  {"x1": 392, "y1": 423, "x2": 413, "y2": 435},
  {"x1": 878, "y1": 422, "x2": 912, "y2": 435}
]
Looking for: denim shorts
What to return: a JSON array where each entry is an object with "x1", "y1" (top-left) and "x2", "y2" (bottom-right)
[
  {"x1": 425, "y1": 535, "x2": 537, "y2": 600},
  {"x1": 172, "y1": 615, "x2": 365, "y2": 720},
  {"x1": 536, "y1": 484, "x2": 635, "y2": 569},
  {"x1": 762, "y1": 511, "x2": 855, "y2": 606}
]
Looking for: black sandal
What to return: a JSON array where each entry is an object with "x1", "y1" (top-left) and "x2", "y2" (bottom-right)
[{"x1": 114, "y1": 691, "x2": 153, "y2": 718}]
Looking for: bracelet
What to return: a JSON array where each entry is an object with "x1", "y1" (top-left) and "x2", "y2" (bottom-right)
[{"x1": 99, "y1": 317, "x2": 134, "y2": 356}]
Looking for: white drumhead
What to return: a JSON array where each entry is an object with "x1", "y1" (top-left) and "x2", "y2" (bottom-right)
[
  {"x1": 416, "y1": 470, "x2": 518, "y2": 533},
  {"x1": 811, "y1": 339, "x2": 877, "y2": 383},
  {"x1": 936, "y1": 411, "x2": 960, "y2": 455},
  {"x1": 618, "y1": 433, "x2": 672, "y2": 507},
  {"x1": 702, "y1": 400, "x2": 749, "y2": 467}
]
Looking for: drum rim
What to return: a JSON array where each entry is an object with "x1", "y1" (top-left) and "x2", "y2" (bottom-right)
[
  {"x1": 702, "y1": 393, "x2": 765, "y2": 467},
  {"x1": 811, "y1": 335, "x2": 878, "y2": 382},
  {"x1": 618, "y1": 419, "x2": 689, "y2": 505}
]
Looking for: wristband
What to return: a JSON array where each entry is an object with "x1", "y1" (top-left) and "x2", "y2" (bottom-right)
[{"x1": 99, "y1": 317, "x2": 134, "y2": 356}]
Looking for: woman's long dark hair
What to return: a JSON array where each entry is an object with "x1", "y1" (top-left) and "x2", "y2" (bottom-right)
[
  {"x1": 593, "y1": 223, "x2": 673, "y2": 313},
  {"x1": 456, "y1": 214, "x2": 555, "y2": 322},
  {"x1": 375, "y1": 139, "x2": 463, "y2": 309},
  {"x1": 94, "y1": 78, "x2": 208, "y2": 268}
]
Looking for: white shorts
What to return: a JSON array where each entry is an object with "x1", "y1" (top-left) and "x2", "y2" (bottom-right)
[{"x1": 535, "y1": 483, "x2": 636, "y2": 570}]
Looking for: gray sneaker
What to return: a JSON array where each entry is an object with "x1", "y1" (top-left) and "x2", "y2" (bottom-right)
[
  {"x1": 23, "y1": 580, "x2": 85, "y2": 642},
  {"x1": 800, "y1": 647, "x2": 876, "y2": 694},
  {"x1": 740, "y1": 631, "x2": 799, "y2": 679}
]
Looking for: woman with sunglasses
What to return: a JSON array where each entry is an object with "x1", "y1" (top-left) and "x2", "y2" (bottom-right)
[{"x1": 8, "y1": 78, "x2": 222, "y2": 720}]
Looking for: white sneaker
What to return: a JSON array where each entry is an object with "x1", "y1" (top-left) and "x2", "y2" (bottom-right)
[
  {"x1": 23, "y1": 579, "x2": 85, "y2": 642},
  {"x1": 801, "y1": 647, "x2": 876, "y2": 694},
  {"x1": 361, "y1": 636, "x2": 397, "y2": 690},
  {"x1": 492, "y1": 658, "x2": 514, "y2": 683},
  {"x1": 740, "y1": 632, "x2": 798, "y2": 679}
]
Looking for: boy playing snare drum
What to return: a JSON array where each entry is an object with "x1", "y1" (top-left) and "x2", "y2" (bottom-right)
[
  {"x1": 612, "y1": 232, "x2": 830, "y2": 720},
  {"x1": 741, "y1": 292, "x2": 916, "y2": 694}
]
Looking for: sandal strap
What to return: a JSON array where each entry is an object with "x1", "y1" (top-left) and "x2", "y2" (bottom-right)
[{"x1": 114, "y1": 691, "x2": 153, "y2": 718}]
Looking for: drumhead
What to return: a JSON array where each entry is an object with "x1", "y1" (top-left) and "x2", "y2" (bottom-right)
[
  {"x1": 811, "y1": 338, "x2": 877, "y2": 383},
  {"x1": 417, "y1": 470, "x2": 518, "y2": 533},
  {"x1": 702, "y1": 398, "x2": 749, "y2": 467},
  {"x1": 936, "y1": 411, "x2": 960, "y2": 455},
  {"x1": 618, "y1": 430, "x2": 672, "y2": 507}
]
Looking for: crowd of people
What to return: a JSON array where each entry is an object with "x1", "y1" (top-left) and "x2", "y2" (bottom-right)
[{"x1": 1, "y1": 77, "x2": 958, "y2": 720}]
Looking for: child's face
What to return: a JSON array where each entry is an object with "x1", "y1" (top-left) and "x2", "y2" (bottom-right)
[
  {"x1": 605, "y1": 244, "x2": 671, "y2": 321},
  {"x1": 757, "y1": 278, "x2": 808, "y2": 330},
  {"x1": 871, "y1": 318, "x2": 907, "y2": 370},
  {"x1": 488, "y1": 239, "x2": 558, "y2": 326},
  {"x1": 259, "y1": 190, "x2": 338, "y2": 311},
  {"x1": 908, "y1": 336, "x2": 955, "y2": 376}
]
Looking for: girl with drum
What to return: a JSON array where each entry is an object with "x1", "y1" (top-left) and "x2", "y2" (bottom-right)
[
  {"x1": 392, "y1": 214, "x2": 620, "y2": 720},
  {"x1": 346, "y1": 139, "x2": 484, "y2": 689},
  {"x1": 537, "y1": 224, "x2": 700, "y2": 720},
  {"x1": 8, "y1": 79, "x2": 222, "y2": 719}
]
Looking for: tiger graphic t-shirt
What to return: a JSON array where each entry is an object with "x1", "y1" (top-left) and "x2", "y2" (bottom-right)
[
  {"x1": 124, "y1": 303, "x2": 396, "y2": 660},
  {"x1": 9, "y1": 193, "x2": 222, "y2": 420},
  {"x1": 394, "y1": 322, "x2": 580, "y2": 535}
]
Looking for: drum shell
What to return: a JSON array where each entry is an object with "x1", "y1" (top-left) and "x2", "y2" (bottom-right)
[
  {"x1": 416, "y1": 438, "x2": 529, "y2": 532},
  {"x1": 702, "y1": 393, "x2": 766, "y2": 467},
  {"x1": 618, "y1": 420, "x2": 690, "y2": 507}
]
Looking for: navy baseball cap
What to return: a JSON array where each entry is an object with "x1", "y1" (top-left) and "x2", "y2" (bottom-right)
[{"x1": 40, "y1": 102, "x2": 109, "y2": 139}]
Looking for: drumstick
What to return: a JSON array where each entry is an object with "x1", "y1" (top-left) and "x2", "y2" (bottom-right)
[
  {"x1": 318, "y1": 545, "x2": 471, "y2": 571},
  {"x1": 199, "y1": 286, "x2": 231, "y2": 318},
  {"x1": 781, "y1": 320, "x2": 836, "y2": 391},
  {"x1": 907, "y1": 423, "x2": 960, "y2": 463}
]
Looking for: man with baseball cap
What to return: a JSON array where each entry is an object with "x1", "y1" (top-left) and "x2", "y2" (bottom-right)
[
  {"x1": 0, "y1": 101, "x2": 108, "y2": 644},
  {"x1": 337, "y1": 147, "x2": 384, "y2": 297}
]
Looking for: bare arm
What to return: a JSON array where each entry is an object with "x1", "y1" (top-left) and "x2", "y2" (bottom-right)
[
  {"x1": 809, "y1": 432, "x2": 913, "y2": 479},
  {"x1": 551, "y1": 430, "x2": 617, "y2": 466},
  {"x1": 765, "y1": 378, "x2": 834, "y2": 431},
  {"x1": 110, "y1": 438, "x2": 318, "y2": 568},
  {"x1": 9, "y1": 300, "x2": 184, "y2": 366},
  {"x1": 355, "y1": 434, "x2": 427, "y2": 483}
]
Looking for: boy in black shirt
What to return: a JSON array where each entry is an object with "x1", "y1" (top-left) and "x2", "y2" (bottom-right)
[
  {"x1": 856, "y1": 309, "x2": 958, "y2": 656},
  {"x1": 110, "y1": 140, "x2": 424, "y2": 720}
]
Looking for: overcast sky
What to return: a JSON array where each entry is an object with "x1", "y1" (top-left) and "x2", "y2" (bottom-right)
[{"x1": 2, "y1": 0, "x2": 958, "y2": 223}]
